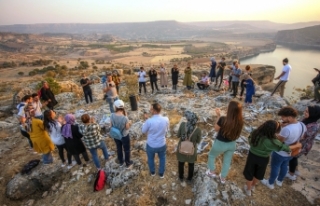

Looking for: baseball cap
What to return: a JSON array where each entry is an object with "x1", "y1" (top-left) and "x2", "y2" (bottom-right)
[{"x1": 114, "y1": 99, "x2": 124, "y2": 108}]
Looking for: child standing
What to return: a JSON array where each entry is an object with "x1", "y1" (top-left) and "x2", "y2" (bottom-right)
[{"x1": 243, "y1": 74, "x2": 255, "y2": 106}]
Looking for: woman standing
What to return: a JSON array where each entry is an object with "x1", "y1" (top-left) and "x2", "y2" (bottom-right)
[
  {"x1": 61, "y1": 114, "x2": 90, "y2": 167},
  {"x1": 160, "y1": 64, "x2": 168, "y2": 88},
  {"x1": 43, "y1": 110, "x2": 75, "y2": 169},
  {"x1": 243, "y1": 120, "x2": 299, "y2": 196},
  {"x1": 209, "y1": 57, "x2": 217, "y2": 83},
  {"x1": 27, "y1": 109, "x2": 55, "y2": 164},
  {"x1": 243, "y1": 74, "x2": 255, "y2": 106},
  {"x1": 183, "y1": 63, "x2": 193, "y2": 90},
  {"x1": 286, "y1": 105, "x2": 320, "y2": 180},
  {"x1": 149, "y1": 67, "x2": 159, "y2": 94},
  {"x1": 171, "y1": 64, "x2": 179, "y2": 90},
  {"x1": 80, "y1": 114, "x2": 110, "y2": 170},
  {"x1": 110, "y1": 100, "x2": 133, "y2": 169},
  {"x1": 207, "y1": 101, "x2": 244, "y2": 184},
  {"x1": 177, "y1": 111, "x2": 201, "y2": 184},
  {"x1": 240, "y1": 65, "x2": 252, "y2": 101}
]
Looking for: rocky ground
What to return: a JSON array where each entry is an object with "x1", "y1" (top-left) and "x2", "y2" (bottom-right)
[{"x1": 1, "y1": 79, "x2": 320, "y2": 206}]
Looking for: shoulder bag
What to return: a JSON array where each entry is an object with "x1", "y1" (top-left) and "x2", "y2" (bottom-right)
[{"x1": 179, "y1": 123, "x2": 197, "y2": 156}]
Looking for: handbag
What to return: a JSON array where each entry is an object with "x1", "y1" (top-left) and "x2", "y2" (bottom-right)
[
  {"x1": 290, "y1": 122, "x2": 304, "y2": 157},
  {"x1": 109, "y1": 114, "x2": 125, "y2": 140},
  {"x1": 179, "y1": 123, "x2": 197, "y2": 156}
]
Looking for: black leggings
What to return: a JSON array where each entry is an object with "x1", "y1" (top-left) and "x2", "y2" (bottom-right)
[
  {"x1": 289, "y1": 157, "x2": 298, "y2": 173},
  {"x1": 56, "y1": 144, "x2": 72, "y2": 164},
  {"x1": 178, "y1": 161, "x2": 194, "y2": 180},
  {"x1": 150, "y1": 81, "x2": 159, "y2": 92},
  {"x1": 240, "y1": 79, "x2": 246, "y2": 97},
  {"x1": 73, "y1": 152, "x2": 90, "y2": 165},
  {"x1": 228, "y1": 76, "x2": 233, "y2": 91},
  {"x1": 232, "y1": 81, "x2": 240, "y2": 97},
  {"x1": 215, "y1": 71, "x2": 224, "y2": 87},
  {"x1": 139, "y1": 82, "x2": 147, "y2": 94},
  {"x1": 20, "y1": 129, "x2": 33, "y2": 148}
]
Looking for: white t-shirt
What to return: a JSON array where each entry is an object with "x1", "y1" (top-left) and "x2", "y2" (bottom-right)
[
  {"x1": 280, "y1": 64, "x2": 292, "y2": 81},
  {"x1": 49, "y1": 122, "x2": 65, "y2": 146},
  {"x1": 276, "y1": 122, "x2": 306, "y2": 157},
  {"x1": 32, "y1": 101, "x2": 42, "y2": 117},
  {"x1": 17, "y1": 103, "x2": 26, "y2": 118},
  {"x1": 138, "y1": 71, "x2": 146, "y2": 82}
]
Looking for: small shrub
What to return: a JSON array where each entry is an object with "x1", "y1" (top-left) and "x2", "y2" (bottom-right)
[
  {"x1": 45, "y1": 71, "x2": 56, "y2": 78},
  {"x1": 18, "y1": 71, "x2": 24, "y2": 76},
  {"x1": 36, "y1": 77, "x2": 61, "y2": 95}
]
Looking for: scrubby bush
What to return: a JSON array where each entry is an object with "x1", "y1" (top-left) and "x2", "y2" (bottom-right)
[
  {"x1": 18, "y1": 71, "x2": 24, "y2": 76},
  {"x1": 45, "y1": 71, "x2": 56, "y2": 78},
  {"x1": 36, "y1": 77, "x2": 61, "y2": 95},
  {"x1": 29, "y1": 71, "x2": 37, "y2": 76}
]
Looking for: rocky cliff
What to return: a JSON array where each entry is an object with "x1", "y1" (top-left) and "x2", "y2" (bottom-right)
[{"x1": 275, "y1": 25, "x2": 320, "y2": 48}]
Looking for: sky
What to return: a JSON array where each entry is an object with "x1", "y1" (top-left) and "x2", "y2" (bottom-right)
[{"x1": 0, "y1": 0, "x2": 319, "y2": 25}]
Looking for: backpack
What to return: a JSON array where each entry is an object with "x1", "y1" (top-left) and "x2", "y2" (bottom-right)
[
  {"x1": 179, "y1": 123, "x2": 196, "y2": 156},
  {"x1": 93, "y1": 169, "x2": 106, "y2": 192},
  {"x1": 109, "y1": 114, "x2": 125, "y2": 140},
  {"x1": 21, "y1": 159, "x2": 40, "y2": 175}
]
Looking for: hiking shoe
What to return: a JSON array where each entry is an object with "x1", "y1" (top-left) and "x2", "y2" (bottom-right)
[
  {"x1": 261, "y1": 179, "x2": 274, "y2": 189},
  {"x1": 285, "y1": 173, "x2": 297, "y2": 181},
  {"x1": 219, "y1": 174, "x2": 226, "y2": 184},
  {"x1": 61, "y1": 164, "x2": 66, "y2": 168},
  {"x1": 159, "y1": 174, "x2": 165, "y2": 179},
  {"x1": 243, "y1": 185, "x2": 252, "y2": 196},
  {"x1": 126, "y1": 161, "x2": 133, "y2": 170},
  {"x1": 151, "y1": 172, "x2": 155, "y2": 177},
  {"x1": 276, "y1": 180, "x2": 283, "y2": 187},
  {"x1": 186, "y1": 179, "x2": 193, "y2": 185},
  {"x1": 67, "y1": 164, "x2": 74, "y2": 170},
  {"x1": 206, "y1": 169, "x2": 217, "y2": 178},
  {"x1": 119, "y1": 162, "x2": 124, "y2": 167},
  {"x1": 295, "y1": 170, "x2": 300, "y2": 176}
]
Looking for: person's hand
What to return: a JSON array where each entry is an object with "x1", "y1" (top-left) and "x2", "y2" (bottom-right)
[
  {"x1": 48, "y1": 99, "x2": 51, "y2": 102},
  {"x1": 57, "y1": 115, "x2": 65, "y2": 124},
  {"x1": 215, "y1": 108, "x2": 221, "y2": 117},
  {"x1": 274, "y1": 77, "x2": 279, "y2": 80}
]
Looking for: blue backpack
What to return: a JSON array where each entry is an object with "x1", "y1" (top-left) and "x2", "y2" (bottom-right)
[{"x1": 110, "y1": 114, "x2": 125, "y2": 140}]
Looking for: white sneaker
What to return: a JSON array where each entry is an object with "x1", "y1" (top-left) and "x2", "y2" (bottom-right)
[
  {"x1": 285, "y1": 173, "x2": 297, "y2": 181},
  {"x1": 67, "y1": 164, "x2": 75, "y2": 170},
  {"x1": 72, "y1": 161, "x2": 77, "y2": 166},
  {"x1": 243, "y1": 185, "x2": 252, "y2": 196},
  {"x1": 261, "y1": 179, "x2": 274, "y2": 189},
  {"x1": 276, "y1": 180, "x2": 283, "y2": 187},
  {"x1": 294, "y1": 170, "x2": 300, "y2": 176},
  {"x1": 61, "y1": 164, "x2": 66, "y2": 168},
  {"x1": 205, "y1": 169, "x2": 217, "y2": 178}
]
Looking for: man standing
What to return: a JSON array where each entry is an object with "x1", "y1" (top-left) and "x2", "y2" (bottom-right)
[
  {"x1": 149, "y1": 66, "x2": 159, "y2": 94},
  {"x1": 40, "y1": 81, "x2": 58, "y2": 110},
  {"x1": 215, "y1": 57, "x2": 226, "y2": 88},
  {"x1": 271, "y1": 58, "x2": 291, "y2": 98},
  {"x1": 32, "y1": 93, "x2": 43, "y2": 119},
  {"x1": 311, "y1": 68, "x2": 320, "y2": 103},
  {"x1": 80, "y1": 73, "x2": 93, "y2": 104},
  {"x1": 261, "y1": 106, "x2": 305, "y2": 189},
  {"x1": 103, "y1": 73, "x2": 119, "y2": 113},
  {"x1": 231, "y1": 61, "x2": 242, "y2": 98},
  {"x1": 138, "y1": 67, "x2": 147, "y2": 95},
  {"x1": 142, "y1": 103, "x2": 169, "y2": 178}
]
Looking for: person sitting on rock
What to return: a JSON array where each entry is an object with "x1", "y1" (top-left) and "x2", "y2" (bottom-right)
[
  {"x1": 142, "y1": 103, "x2": 169, "y2": 178},
  {"x1": 110, "y1": 100, "x2": 133, "y2": 169},
  {"x1": 43, "y1": 110, "x2": 76, "y2": 169},
  {"x1": 206, "y1": 101, "x2": 244, "y2": 184},
  {"x1": 80, "y1": 114, "x2": 110, "y2": 170},
  {"x1": 243, "y1": 120, "x2": 299, "y2": 196},
  {"x1": 177, "y1": 111, "x2": 201, "y2": 184},
  {"x1": 61, "y1": 114, "x2": 90, "y2": 167},
  {"x1": 197, "y1": 72, "x2": 210, "y2": 90},
  {"x1": 311, "y1": 68, "x2": 320, "y2": 103},
  {"x1": 40, "y1": 80, "x2": 58, "y2": 110},
  {"x1": 183, "y1": 63, "x2": 193, "y2": 90},
  {"x1": 27, "y1": 108, "x2": 55, "y2": 164}
]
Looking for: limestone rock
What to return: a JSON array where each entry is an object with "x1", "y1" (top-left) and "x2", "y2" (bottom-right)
[
  {"x1": 293, "y1": 99, "x2": 312, "y2": 114},
  {"x1": 129, "y1": 121, "x2": 144, "y2": 139}
]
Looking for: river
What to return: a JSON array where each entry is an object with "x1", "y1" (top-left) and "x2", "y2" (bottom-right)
[{"x1": 241, "y1": 45, "x2": 320, "y2": 99}]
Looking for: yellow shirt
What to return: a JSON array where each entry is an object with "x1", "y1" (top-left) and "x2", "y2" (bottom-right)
[{"x1": 29, "y1": 118, "x2": 55, "y2": 154}]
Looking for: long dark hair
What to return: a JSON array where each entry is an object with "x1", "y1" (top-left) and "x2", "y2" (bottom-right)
[
  {"x1": 250, "y1": 120, "x2": 281, "y2": 147},
  {"x1": 222, "y1": 101, "x2": 244, "y2": 141},
  {"x1": 43, "y1": 110, "x2": 57, "y2": 132}
]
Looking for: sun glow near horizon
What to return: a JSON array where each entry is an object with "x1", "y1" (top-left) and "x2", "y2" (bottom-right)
[{"x1": 0, "y1": 0, "x2": 319, "y2": 25}]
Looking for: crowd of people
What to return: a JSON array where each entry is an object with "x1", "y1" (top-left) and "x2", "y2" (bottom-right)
[{"x1": 15, "y1": 57, "x2": 320, "y2": 198}]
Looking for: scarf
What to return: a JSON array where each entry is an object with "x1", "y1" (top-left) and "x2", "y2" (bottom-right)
[
  {"x1": 302, "y1": 105, "x2": 320, "y2": 125},
  {"x1": 61, "y1": 114, "x2": 75, "y2": 138},
  {"x1": 183, "y1": 111, "x2": 198, "y2": 140}
]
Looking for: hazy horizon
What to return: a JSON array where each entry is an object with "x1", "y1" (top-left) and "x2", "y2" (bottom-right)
[{"x1": 0, "y1": 0, "x2": 320, "y2": 25}]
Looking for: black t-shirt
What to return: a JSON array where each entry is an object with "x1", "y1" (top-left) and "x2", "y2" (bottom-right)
[
  {"x1": 218, "y1": 61, "x2": 226, "y2": 72},
  {"x1": 216, "y1": 116, "x2": 233, "y2": 142},
  {"x1": 80, "y1": 78, "x2": 91, "y2": 91}
]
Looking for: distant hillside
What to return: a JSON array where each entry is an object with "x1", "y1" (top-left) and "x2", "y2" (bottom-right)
[{"x1": 274, "y1": 25, "x2": 320, "y2": 48}]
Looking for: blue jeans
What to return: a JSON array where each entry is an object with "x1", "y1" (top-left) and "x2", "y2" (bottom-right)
[
  {"x1": 106, "y1": 96, "x2": 119, "y2": 113},
  {"x1": 146, "y1": 144, "x2": 166, "y2": 176},
  {"x1": 42, "y1": 152, "x2": 53, "y2": 164},
  {"x1": 88, "y1": 141, "x2": 109, "y2": 169},
  {"x1": 84, "y1": 89, "x2": 93, "y2": 104},
  {"x1": 114, "y1": 134, "x2": 131, "y2": 166},
  {"x1": 268, "y1": 152, "x2": 292, "y2": 184}
]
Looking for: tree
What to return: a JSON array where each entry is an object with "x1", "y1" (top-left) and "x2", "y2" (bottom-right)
[{"x1": 36, "y1": 77, "x2": 61, "y2": 94}]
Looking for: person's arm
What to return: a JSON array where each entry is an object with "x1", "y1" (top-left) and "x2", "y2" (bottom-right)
[
  {"x1": 196, "y1": 129, "x2": 202, "y2": 144},
  {"x1": 235, "y1": 70, "x2": 241, "y2": 78},
  {"x1": 177, "y1": 123, "x2": 183, "y2": 138},
  {"x1": 80, "y1": 79, "x2": 89, "y2": 87},
  {"x1": 125, "y1": 117, "x2": 131, "y2": 130},
  {"x1": 275, "y1": 72, "x2": 286, "y2": 80},
  {"x1": 141, "y1": 120, "x2": 149, "y2": 134}
]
